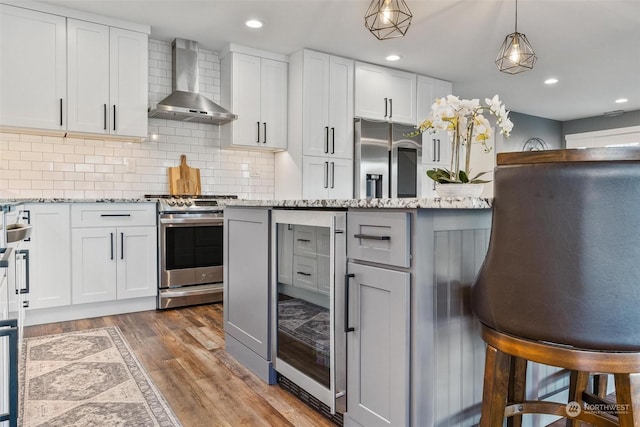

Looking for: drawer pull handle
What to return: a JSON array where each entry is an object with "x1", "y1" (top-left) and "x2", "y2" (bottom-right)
[
  {"x1": 100, "y1": 214, "x2": 131, "y2": 217},
  {"x1": 297, "y1": 238, "x2": 311, "y2": 243},
  {"x1": 353, "y1": 234, "x2": 391, "y2": 241},
  {"x1": 296, "y1": 271, "x2": 311, "y2": 276}
]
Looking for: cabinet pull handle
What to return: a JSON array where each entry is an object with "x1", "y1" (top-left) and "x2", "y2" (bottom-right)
[
  {"x1": 437, "y1": 139, "x2": 441, "y2": 162},
  {"x1": 263, "y1": 122, "x2": 267, "y2": 144},
  {"x1": 256, "y1": 122, "x2": 260, "y2": 143},
  {"x1": 120, "y1": 232, "x2": 124, "y2": 260},
  {"x1": 389, "y1": 98, "x2": 393, "y2": 118},
  {"x1": 324, "y1": 162, "x2": 329, "y2": 188},
  {"x1": 353, "y1": 233, "x2": 391, "y2": 241},
  {"x1": 344, "y1": 273, "x2": 355, "y2": 333},
  {"x1": 331, "y1": 127, "x2": 335, "y2": 154},
  {"x1": 16, "y1": 250, "x2": 29, "y2": 295},
  {"x1": 22, "y1": 210, "x2": 31, "y2": 242},
  {"x1": 297, "y1": 271, "x2": 311, "y2": 277},
  {"x1": 324, "y1": 126, "x2": 329, "y2": 153},
  {"x1": 59, "y1": 98, "x2": 63, "y2": 126},
  {"x1": 104, "y1": 104, "x2": 107, "y2": 130},
  {"x1": 110, "y1": 233, "x2": 114, "y2": 260},
  {"x1": 113, "y1": 105, "x2": 116, "y2": 131},
  {"x1": 384, "y1": 97, "x2": 388, "y2": 118},
  {"x1": 330, "y1": 162, "x2": 335, "y2": 189},
  {"x1": 297, "y1": 238, "x2": 311, "y2": 243},
  {"x1": 100, "y1": 214, "x2": 131, "y2": 217},
  {"x1": 433, "y1": 139, "x2": 437, "y2": 162}
]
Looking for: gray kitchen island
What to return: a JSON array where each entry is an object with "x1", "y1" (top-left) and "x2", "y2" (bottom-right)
[{"x1": 223, "y1": 197, "x2": 512, "y2": 427}]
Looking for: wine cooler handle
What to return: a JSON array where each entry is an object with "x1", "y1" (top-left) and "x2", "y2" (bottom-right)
[{"x1": 344, "y1": 273, "x2": 355, "y2": 333}]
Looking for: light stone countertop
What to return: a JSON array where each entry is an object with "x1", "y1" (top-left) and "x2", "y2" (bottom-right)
[
  {"x1": 224, "y1": 197, "x2": 492, "y2": 209},
  {"x1": 1, "y1": 197, "x2": 493, "y2": 210},
  {"x1": 0, "y1": 198, "x2": 156, "y2": 204}
]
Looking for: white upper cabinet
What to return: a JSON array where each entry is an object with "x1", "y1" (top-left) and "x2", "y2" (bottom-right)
[
  {"x1": 301, "y1": 156, "x2": 353, "y2": 200},
  {"x1": 565, "y1": 126, "x2": 640, "y2": 148},
  {"x1": 0, "y1": 5, "x2": 66, "y2": 132},
  {"x1": 417, "y1": 75, "x2": 453, "y2": 168},
  {"x1": 67, "y1": 19, "x2": 109, "y2": 134},
  {"x1": 108, "y1": 27, "x2": 148, "y2": 138},
  {"x1": 355, "y1": 61, "x2": 417, "y2": 125},
  {"x1": 303, "y1": 50, "x2": 354, "y2": 159},
  {"x1": 67, "y1": 20, "x2": 148, "y2": 138},
  {"x1": 0, "y1": 4, "x2": 148, "y2": 140},
  {"x1": 221, "y1": 49, "x2": 288, "y2": 151},
  {"x1": 276, "y1": 49, "x2": 354, "y2": 200}
]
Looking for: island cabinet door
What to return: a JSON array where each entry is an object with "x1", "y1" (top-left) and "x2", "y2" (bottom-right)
[
  {"x1": 224, "y1": 207, "x2": 270, "y2": 359},
  {"x1": 345, "y1": 262, "x2": 410, "y2": 427}
]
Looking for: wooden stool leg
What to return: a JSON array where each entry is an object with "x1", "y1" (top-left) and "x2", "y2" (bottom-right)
[
  {"x1": 614, "y1": 373, "x2": 640, "y2": 427},
  {"x1": 594, "y1": 374, "x2": 609, "y2": 399},
  {"x1": 507, "y1": 357, "x2": 527, "y2": 427},
  {"x1": 480, "y1": 344, "x2": 511, "y2": 427},
  {"x1": 567, "y1": 371, "x2": 589, "y2": 427}
]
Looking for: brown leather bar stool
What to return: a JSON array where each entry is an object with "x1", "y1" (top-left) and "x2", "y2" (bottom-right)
[{"x1": 471, "y1": 148, "x2": 640, "y2": 427}]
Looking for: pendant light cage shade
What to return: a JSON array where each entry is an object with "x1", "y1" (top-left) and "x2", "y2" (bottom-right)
[
  {"x1": 495, "y1": 31, "x2": 537, "y2": 74},
  {"x1": 365, "y1": 0, "x2": 413, "y2": 40}
]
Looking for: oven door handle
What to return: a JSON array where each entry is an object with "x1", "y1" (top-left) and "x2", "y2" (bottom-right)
[{"x1": 160, "y1": 217, "x2": 223, "y2": 226}]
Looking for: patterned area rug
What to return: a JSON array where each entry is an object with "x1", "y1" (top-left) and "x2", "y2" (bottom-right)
[{"x1": 20, "y1": 326, "x2": 181, "y2": 427}]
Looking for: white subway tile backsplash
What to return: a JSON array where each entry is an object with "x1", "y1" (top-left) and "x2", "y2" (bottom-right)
[{"x1": 2, "y1": 38, "x2": 275, "y2": 199}]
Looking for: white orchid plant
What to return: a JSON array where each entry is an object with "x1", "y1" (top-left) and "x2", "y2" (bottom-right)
[{"x1": 410, "y1": 94, "x2": 514, "y2": 184}]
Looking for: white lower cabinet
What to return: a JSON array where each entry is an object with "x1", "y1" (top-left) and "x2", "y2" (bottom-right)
[
  {"x1": 23, "y1": 204, "x2": 71, "y2": 309},
  {"x1": 71, "y1": 226, "x2": 156, "y2": 304},
  {"x1": 70, "y1": 204, "x2": 157, "y2": 305},
  {"x1": 72, "y1": 228, "x2": 117, "y2": 303},
  {"x1": 346, "y1": 262, "x2": 410, "y2": 427}
]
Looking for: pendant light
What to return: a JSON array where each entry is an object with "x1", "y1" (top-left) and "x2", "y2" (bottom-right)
[
  {"x1": 496, "y1": 0, "x2": 537, "y2": 74},
  {"x1": 365, "y1": 0, "x2": 413, "y2": 40}
]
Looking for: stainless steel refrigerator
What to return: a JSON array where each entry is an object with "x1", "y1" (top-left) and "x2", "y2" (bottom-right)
[{"x1": 354, "y1": 118, "x2": 422, "y2": 198}]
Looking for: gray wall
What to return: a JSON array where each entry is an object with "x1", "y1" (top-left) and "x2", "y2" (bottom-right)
[
  {"x1": 562, "y1": 110, "x2": 640, "y2": 141},
  {"x1": 496, "y1": 111, "x2": 563, "y2": 153}
]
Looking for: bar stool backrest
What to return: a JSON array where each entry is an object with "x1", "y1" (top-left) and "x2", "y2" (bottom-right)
[{"x1": 471, "y1": 148, "x2": 640, "y2": 351}]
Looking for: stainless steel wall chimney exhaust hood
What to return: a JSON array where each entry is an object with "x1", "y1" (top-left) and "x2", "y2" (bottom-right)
[{"x1": 148, "y1": 39, "x2": 237, "y2": 124}]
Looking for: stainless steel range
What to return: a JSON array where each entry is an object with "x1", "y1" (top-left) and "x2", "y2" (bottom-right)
[{"x1": 146, "y1": 195, "x2": 237, "y2": 309}]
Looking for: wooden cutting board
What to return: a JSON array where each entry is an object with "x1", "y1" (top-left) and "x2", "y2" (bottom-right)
[{"x1": 168, "y1": 154, "x2": 201, "y2": 196}]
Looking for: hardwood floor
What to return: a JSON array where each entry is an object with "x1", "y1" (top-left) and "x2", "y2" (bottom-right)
[{"x1": 23, "y1": 303, "x2": 336, "y2": 427}]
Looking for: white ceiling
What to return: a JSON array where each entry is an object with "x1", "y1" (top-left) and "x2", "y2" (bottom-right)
[{"x1": 39, "y1": 0, "x2": 640, "y2": 122}]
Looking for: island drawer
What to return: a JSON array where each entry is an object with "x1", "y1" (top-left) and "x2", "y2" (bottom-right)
[
  {"x1": 71, "y1": 203, "x2": 157, "y2": 228},
  {"x1": 347, "y1": 211, "x2": 410, "y2": 268}
]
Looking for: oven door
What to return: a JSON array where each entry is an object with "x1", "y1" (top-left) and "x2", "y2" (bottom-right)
[{"x1": 159, "y1": 213, "x2": 224, "y2": 289}]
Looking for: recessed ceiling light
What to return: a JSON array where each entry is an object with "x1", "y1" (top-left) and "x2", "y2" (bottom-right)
[
  {"x1": 245, "y1": 19, "x2": 263, "y2": 28},
  {"x1": 544, "y1": 78, "x2": 558, "y2": 85},
  {"x1": 615, "y1": 98, "x2": 629, "y2": 104},
  {"x1": 386, "y1": 54, "x2": 401, "y2": 61}
]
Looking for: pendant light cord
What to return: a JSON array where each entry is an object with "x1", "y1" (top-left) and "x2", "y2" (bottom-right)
[{"x1": 515, "y1": 0, "x2": 518, "y2": 33}]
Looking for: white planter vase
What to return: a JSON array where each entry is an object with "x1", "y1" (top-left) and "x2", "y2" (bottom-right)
[{"x1": 434, "y1": 183, "x2": 484, "y2": 198}]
